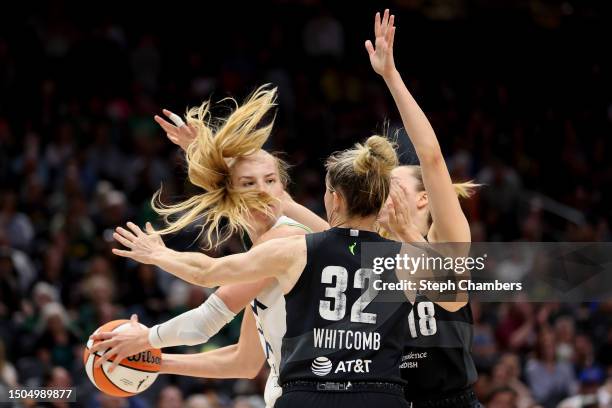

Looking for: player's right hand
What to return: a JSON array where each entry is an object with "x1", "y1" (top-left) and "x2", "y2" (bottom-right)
[
  {"x1": 365, "y1": 9, "x2": 397, "y2": 79},
  {"x1": 90, "y1": 314, "x2": 152, "y2": 373},
  {"x1": 112, "y1": 222, "x2": 166, "y2": 265},
  {"x1": 154, "y1": 109, "x2": 196, "y2": 151}
]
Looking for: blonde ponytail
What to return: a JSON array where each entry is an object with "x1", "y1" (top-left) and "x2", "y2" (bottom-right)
[
  {"x1": 152, "y1": 85, "x2": 280, "y2": 249},
  {"x1": 403, "y1": 165, "x2": 480, "y2": 199},
  {"x1": 453, "y1": 181, "x2": 480, "y2": 199}
]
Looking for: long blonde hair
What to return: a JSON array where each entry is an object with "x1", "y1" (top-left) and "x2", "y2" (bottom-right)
[
  {"x1": 403, "y1": 165, "x2": 479, "y2": 199},
  {"x1": 152, "y1": 85, "x2": 287, "y2": 249},
  {"x1": 326, "y1": 135, "x2": 398, "y2": 217},
  {"x1": 377, "y1": 165, "x2": 480, "y2": 238}
]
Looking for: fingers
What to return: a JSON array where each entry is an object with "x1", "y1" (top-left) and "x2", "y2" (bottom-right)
[
  {"x1": 126, "y1": 221, "x2": 145, "y2": 237},
  {"x1": 130, "y1": 314, "x2": 139, "y2": 324},
  {"x1": 386, "y1": 15, "x2": 395, "y2": 43},
  {"x1": 163, "y1": 109, "x2": 186, "y2": 128},
  {"x1": 365, "y1": 40, "x2": 375, "y2": 56},
  {"x1": 387, "y1": 25, "x2": 396, "y2": 50},
  {"x1": 389, "y1": 189, "x2": 406, "y2": 224},
  {"x1": 90, "y1": 332, "x2": 116, "y2": 342},
  {"x1": 396, "y1": 181, "x2": 411, "y2": 201},
  {"x1": 109, "y1": 355, "x2": 122, "y2": 373},
  {"x1": 112, "y1": 248, "x2": 133, "y2": 258},
  {"x1": 90, "y1": 338, "x2": 116, "y2": 354},
  {"x1": 93, "y1": 346, "x2": 117, "y2": 368},
  {"x1": 374, "y1": 11, "x2": 381, "y2": 37},
  {"x1": 113, "y1": 231, "x2": 134, "y2": 249},
  {"x1": 388, "y1": 202, "x2": 399, "y2": 226},
  {"x1": 381, "y1": 9, "x2": 390, "y2": 36},
  {"x1": 154, "y1": 115, "x2": 178, "y2": 134},
  {"x1": 145, "y1": 222, "x2": 155, "y2": 234},
  {"x1": 116, "y1": 225, "x2": 137, "y2": 241}
]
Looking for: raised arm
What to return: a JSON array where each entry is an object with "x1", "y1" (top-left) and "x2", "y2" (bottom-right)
[
  {"x1": 366, "y1": 9, "x2": 470, "y2": 243},
  {"x1": 160, "y1": 308, "x2": 265, "y2": 379}
]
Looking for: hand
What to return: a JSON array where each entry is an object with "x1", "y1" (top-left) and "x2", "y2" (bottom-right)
[
  {"x1": 381, "y1": 181, "x2": 424, "y2": 242},
  {"x1": 154, "y1": 109, "x2": 196, "y2": 151},
  {"x1": 112, "y1": 222, "x2": 166, "y2": 265},
  {"x1": 365, "y1": 9, "x2": 397, "y2": 79},
  {"x1": 90, "y1": 314, "x2": 152, "y2": 373}
]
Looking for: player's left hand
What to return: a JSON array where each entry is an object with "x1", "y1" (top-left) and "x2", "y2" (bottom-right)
[
  {"x1": 154, "y1": 109, "x2": 197, "y2": 151},
  {"x1": 90, "y1": 314, "x2": 152, "y2": 373},
  {"x1": 381, "y1": 180, "x2": 425, "y2": 242},
  {"x1": 365, "y1": 9, "x2": 397, "y2": 79},
  {"x1": 112, "y1": 222, "x2": 166, "y2": 264}
]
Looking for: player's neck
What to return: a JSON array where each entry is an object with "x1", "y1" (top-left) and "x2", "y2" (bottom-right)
[{"x1": 334, "y1": 214, "x2": 378, "y2": 233}]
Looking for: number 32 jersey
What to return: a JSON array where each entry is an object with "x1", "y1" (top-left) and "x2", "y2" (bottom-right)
[{"x1": 279, "y1": 227, "x2": 410, "y2": 385}]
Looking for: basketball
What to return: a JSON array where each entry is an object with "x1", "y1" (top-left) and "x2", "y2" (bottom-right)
[{"x1": 83, "y1": 319, "x2": 162, "y2": 397}]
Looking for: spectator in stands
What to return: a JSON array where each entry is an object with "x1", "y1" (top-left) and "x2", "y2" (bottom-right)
[{"x1": 526, "y1": 328, "x2": 577, "y2": 408}]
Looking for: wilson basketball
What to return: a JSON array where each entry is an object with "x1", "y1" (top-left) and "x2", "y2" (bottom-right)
[{"x1": 83, "y1": 319, "x2": 161, "y2": 397}]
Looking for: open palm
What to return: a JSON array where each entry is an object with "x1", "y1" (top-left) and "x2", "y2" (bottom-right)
[
  {"x1": 365, "y1": 9, "x2": 397, "y2": 78},
  {"x1": 112, "y1": 222, "x2": 166, "y2": 265}
]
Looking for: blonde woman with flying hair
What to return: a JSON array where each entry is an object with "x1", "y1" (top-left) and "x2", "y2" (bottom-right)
[
  {"x1": 107, "y1": 12, "x2": 408, "y2": 408},
  {"x1": 112, "y1": 131, "x2": 414, "y2": 408},
  {"x1": 109, "y1": 9, "x2": 482, "y2": 408},
  {"x1": 91, "y1": 85, "x2": 326, "y2": 408}
]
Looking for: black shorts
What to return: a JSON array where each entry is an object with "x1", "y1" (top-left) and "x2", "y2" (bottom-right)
[{"x1": 276, "y1": 391, "x2": 410, "y2": 408}]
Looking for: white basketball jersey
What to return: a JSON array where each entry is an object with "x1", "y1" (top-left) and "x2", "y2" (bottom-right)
[{"x1": 250, "y1": 216, "x2": 309, "y2": 408}]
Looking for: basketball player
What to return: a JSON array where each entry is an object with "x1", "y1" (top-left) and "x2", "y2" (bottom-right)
[
  {"x1": 112, "y1": 133, "x2": 413, "y2": 408},
  {"x1": 108, "y1": 9, "x2": 480, "y2": 407},
  {"x1": 366, "y1": 9, "x2": 482, "y2": 407},
  {"x1": 91, "y1": 85, "x2": 324, "y2": 408}
]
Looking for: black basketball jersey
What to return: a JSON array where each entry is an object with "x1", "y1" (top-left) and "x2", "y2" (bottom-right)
[
  {"x1": 401, "y1": 293, "x2": 477, "y2": 400},
  {"x1": 279, "y1": 227, "x2": 410, "y2": 385}
]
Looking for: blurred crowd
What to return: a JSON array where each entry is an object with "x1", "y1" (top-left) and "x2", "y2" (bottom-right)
[{"x1": 0, "y1": 0, "x2": 611, "y2": 407}]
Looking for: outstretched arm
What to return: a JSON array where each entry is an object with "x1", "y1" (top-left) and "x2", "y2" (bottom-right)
[
  {"x1": 161, "y1": 308, "x2": 265, "y2": 379},
  {"x1": 366, "y1": 9, "x2": 470, "y2": 243},
  {"x1": 113, "y1": 222, "x2": 307, "y2": 292}
]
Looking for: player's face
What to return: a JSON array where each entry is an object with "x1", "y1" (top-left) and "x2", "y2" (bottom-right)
[
  {"x1": 231, "y1": 150, "x2": 284, "y2": 222},
  {"x1": 377, "y1": 166, "x2": 424, "y2": 226}
]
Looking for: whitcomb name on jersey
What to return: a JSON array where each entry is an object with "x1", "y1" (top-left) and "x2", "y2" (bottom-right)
[
  {"x1": 313, "y1": 328, "x2": 381, "y2": 350},
  {"x1": 311, "y1": 356, "x2": 372, "y2": 376}
]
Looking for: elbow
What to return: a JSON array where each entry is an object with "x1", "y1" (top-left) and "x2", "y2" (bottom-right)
[
  {"x1": 236, "y1": 349, "x2": 265, "y2": 379},
  {"x1": 437, "y1": 299, "x2": 468, "y2": 312},
  {"x1": 244, "y1": 366, "x2": 262, "y2": 379},
  {"x1": 241, "y1": 358, "x2": 263, "y2": 379},
  {"x1": 418, "y1": 148, "x2": 444, "y2": 167}
]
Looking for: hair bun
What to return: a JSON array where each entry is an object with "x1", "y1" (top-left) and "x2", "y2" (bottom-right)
[{"x1": 353, "y1": 135, "x2": 398, "y2": 176}]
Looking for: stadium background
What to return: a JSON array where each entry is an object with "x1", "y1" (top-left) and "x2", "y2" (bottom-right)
[{"x1": 0, "y1": 0, "x2": 611, "y2": 407}]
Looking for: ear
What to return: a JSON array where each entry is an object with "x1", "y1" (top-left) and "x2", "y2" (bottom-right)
[
  {"x1": 416, "y1": 191, "x2": 428, "y2": 210},
  {"x1": 332, "y1": 191, "x2": 344, "y2": 213}
]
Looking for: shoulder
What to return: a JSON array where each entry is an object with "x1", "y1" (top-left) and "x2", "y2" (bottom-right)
[
  {"x1": 254, "y1": 224, "x2": 308, "y2": 245},
  {"x1": 252, "y1": 234, "x2": 306, "y2": 257}
]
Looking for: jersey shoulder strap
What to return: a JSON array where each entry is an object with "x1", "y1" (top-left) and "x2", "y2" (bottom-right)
[{"x1": 273, "y1": 215, "x2": 312, "y2": 233}]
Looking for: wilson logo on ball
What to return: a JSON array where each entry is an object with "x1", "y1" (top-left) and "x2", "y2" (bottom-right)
[{"x1": 311, "y1": 357, "x2": 333, "y2": 376}]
